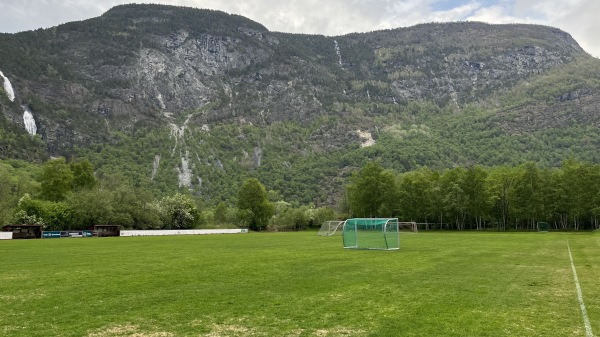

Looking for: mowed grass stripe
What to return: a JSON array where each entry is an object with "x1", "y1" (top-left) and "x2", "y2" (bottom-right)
[{"x1": 0, "y1": 232, "x2": 597, "y2": 336}]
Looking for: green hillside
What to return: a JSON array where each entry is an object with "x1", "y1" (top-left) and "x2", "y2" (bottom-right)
[{"x1": 0, "y1": 4, "x2": 599, "y2": 208}]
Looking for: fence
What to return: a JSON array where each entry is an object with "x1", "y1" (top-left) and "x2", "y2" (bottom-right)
[{"x1": 120, "y1": 229, "x2": 248, "y2": 236}]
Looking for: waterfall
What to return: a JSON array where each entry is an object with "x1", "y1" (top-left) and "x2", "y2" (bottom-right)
[
  {"x1": 151, "y1": 155, "x2": 161, "y2": 180},
  {"x1": 0, "y1": 70, "x2": 15, "y2": 102},
  {"x1": 334, "y1": 40, "x2": 343, "y2": 67},
  {"x1": 0, "y1": 70, "x2": 37, "y2": 136},
  {"x1": 178, "y1": 151, "x2": 192, "y2": 188},
  {"x1": 22, "y1": 106, "x2": 37, "y2": 136}
]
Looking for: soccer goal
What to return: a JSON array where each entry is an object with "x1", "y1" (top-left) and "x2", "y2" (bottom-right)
[
  {"x1": 318, "y1": 220, "x2": 345, "y2": 236},
  {"x1": 537, "y1": 222, "x2": 550, "y2": 232},
  {"x1": 342, "y1": 218, "x2": 400, "y2": 250},
  {"x1": 399, "y1": 222, "x2": 418, "y2": 233}
]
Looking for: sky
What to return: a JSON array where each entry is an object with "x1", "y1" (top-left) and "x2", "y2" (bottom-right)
[{"x1": 0, "y1": 0, "x2": 598, "y2": 57}]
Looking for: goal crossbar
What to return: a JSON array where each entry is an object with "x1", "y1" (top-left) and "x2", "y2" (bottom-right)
[
  {"x1": 342, "y1": 218, "x2": 400, "y2": 250},
  {"x1": 398, "y1": 222, "x2": 418, "y2": 233},
  {"x1": 318, "y1": 220, "x2": 345, "y2": 236}
]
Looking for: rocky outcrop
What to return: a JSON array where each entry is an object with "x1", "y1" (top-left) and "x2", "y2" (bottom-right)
[
  {"x1": 0, "y1": 4, "x2": 595, "y2": 196},
  {"x1": 495, "y1": 92, "x2": 600, "y2": 135}
]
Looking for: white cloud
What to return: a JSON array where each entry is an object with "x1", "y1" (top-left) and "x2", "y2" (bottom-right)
[
  {"x1": 467, "y1": 5, "x2": 531, "y2": 24},
  {"x1": 526, "y1": 0, "x2": 600, "y2": 57},
  {"x1": 429, "y1": 2, "x2": 481, "y2": 23},
  {"x1": 0, "y1": 0, "x2": 597, "y2": 57},
  {"x1": 463, "y1": 0, "x2": 600, "y2": 56}
]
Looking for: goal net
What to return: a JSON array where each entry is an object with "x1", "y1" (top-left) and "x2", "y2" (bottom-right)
[
  {"x1": 537, "y1": 222, "x2": 550, "y2": 232},
  {"x1": 399, "y1": 222, "x2": 418, "y2": 233},
  {"x1": 318, "y1": 221, "x2": 345, "y2": 236},
  {"x1": 342, "y1": 218, "x2": 400, "y2": 250}
]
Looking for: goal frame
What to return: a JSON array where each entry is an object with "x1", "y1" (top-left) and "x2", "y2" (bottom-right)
[
  {"x1": 398, "y1": 222, "x2": 418, "y2": 233},
  {"x1": 318, "y1": 220, "x2": 345, "y2": 236},
  {"x1": 342, "y1": 218, "x2": 400, "y2": 250}
]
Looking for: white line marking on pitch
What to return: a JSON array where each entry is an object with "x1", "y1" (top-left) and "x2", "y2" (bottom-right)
[{"x1": 568, "y1": 241, "x2": 594, "y2": 337}]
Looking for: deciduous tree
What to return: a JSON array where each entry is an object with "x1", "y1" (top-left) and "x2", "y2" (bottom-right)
[
  {"x1": 347, "y1": 161, "x2": 398, "y2": 217},
  {"x1": 237, "y1": 178, "x2": 274, "y2": 231},
  {"x1": 158, "y1": 193, "x2": 200, "y2": 229},
  {"x1": 70, "y1": 159, "x2": 98, "y2": 190},
  {"x1": 39, "y1": 158, "x2": 73, "y2": 202}
]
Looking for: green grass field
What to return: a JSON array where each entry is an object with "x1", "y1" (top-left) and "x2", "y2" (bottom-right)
[{"x1": 1, "y1": 231, "x2": 599, "y2": 336}]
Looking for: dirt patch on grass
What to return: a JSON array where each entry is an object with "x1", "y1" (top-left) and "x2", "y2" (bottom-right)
[
  {"x1": 204, "y1": 324, "x2": 255, "y2": 337},
  {"x1": 314, "y1": 327, "x2": 365, "y2": 336},
  {"x1": 189, "y1": 316, "x2": 366, "y2": 337},
  {"x1": 88, "y1": 324, "x2": 173, "y2": 337},
  {"x1": 3, "y1": 325, "x2": 28, "y2": 334},
  {"x1": 0, "y1": 293, "x2": 46, "y2": 301}
]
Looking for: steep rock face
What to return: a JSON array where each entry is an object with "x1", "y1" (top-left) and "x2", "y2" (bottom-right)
[
  {"x1": 0, "y1": 7, "x2": 586, "y2": 155},
  {"x1": 0, "y1": 4, "x2": 597, "y2": 202},
  {"x1": 0, "y1": 5, "x2": 278, "y2": 154},
  {"x1": 495, "y1": 92, "x2": 600, "y2": 134},
  {"x1": 336, "y1": 23, "x2": 583, "y2": 107},
  {"x1": 130, "y1": 30, "x2": 274, "y2": 112}
]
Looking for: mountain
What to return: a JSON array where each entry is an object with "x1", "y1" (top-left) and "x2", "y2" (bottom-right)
[{"x1": 1, "y1": 3, "x2": 599, "y2": 205}]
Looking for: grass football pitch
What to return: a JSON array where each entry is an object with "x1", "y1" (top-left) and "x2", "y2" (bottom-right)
[{"x1": 1, "y1": 231, "x2": 599, "y2": 336}]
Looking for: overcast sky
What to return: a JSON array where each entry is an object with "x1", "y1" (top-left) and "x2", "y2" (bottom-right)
[{"x1": 1, "y1": 0, "x2": 598, "y2": 57}]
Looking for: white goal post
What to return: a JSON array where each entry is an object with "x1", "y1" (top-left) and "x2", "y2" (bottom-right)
[
  {"x1": 318, "y1": 220, "x2": 345, "y2": 236},
  {"x1": 398, "y1": 222, "x2": 418, "y2": 233}
]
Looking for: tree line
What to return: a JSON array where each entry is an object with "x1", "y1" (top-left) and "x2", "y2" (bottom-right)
[
  {"x1": 346, "y1": 160, "x2": 600, "y2": 231},
  {"x1": 0, "y1": 158, "x2": 335, "y2": 232},
  {"x1": 3, "y1": 157, "x2": 600, "y2": 232},
  {"x1": 8, "y1": 157, "x2": 202, "y2": 231}
]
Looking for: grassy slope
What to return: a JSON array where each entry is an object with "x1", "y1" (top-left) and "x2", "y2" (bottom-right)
[{"x1": 0, "y1": 232, "x2": 598, "y2": 336}]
